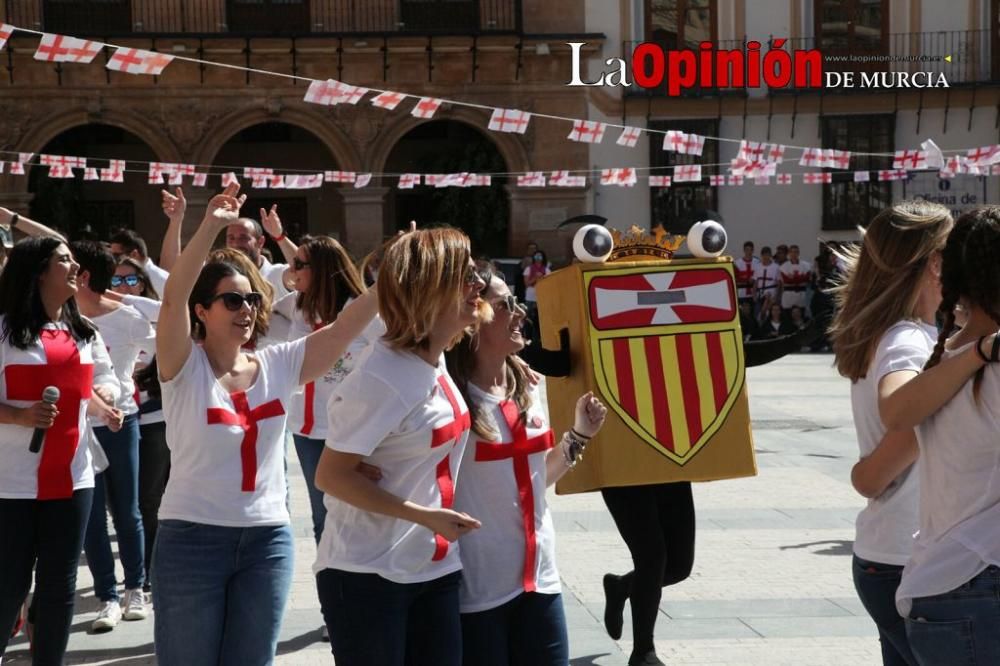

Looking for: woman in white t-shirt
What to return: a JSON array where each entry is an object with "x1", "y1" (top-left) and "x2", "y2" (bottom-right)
[
  {"x1": 892, "y1": 207, "x2": 1000, "y2": 664},
  {"x1": 315, "y1": 228, "x2": 488, "y2": 666},
  {"x1": 152, "y1": 184, "x2": 378, "y2": 666},
  {"x1": 445, "y1": 271, "x2": 606, "y2": 666},
  {"x1": 0, "y1": 237, "x2": 121, "y2": 665},
  {"x1": 829, "y1": 200, "x2": 954, "y2": 666}
]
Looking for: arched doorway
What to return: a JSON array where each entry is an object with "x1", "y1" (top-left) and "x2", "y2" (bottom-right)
[
  {"x1": 384, "y1": 121, "x2": 510, "y2": 258},
  {"x1": 28, "y1": 124, "x2": 160, "y2": 245},
  {"x1": 211, "y1": 122, "x2": 343, "y2": 249}
]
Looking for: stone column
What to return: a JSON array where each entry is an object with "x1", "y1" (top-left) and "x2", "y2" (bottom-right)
[{"x1": 340, "y1": 187, "x2": 389, "y2": 256}]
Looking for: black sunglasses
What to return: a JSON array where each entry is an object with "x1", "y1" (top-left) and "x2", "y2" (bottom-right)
[
  {"x1": 207, "y1": 291, "x2": 264, "y2": 311},
  {"x1": 494, "y1": 294, "x2": 523, "y2": 313},
  {"x1": 110, "y1": 274, "x2": 141, "y2": 288},
  {"x1": 293, "y1": 258, "x2": 310, "y2": 271}
]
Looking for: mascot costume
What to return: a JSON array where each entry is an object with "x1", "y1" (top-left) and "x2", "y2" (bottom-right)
[{"x1": 529, "y1": 218, "x2": 820, "y2": 666}]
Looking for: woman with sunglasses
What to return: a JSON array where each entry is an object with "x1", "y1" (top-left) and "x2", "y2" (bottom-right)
[
  {"x1": 315, "y1": 228, "x2": 488, "y2": 666},
  {"x1": 445, "y1": 271, "x2": 607, "y2": 666},
  {"x1": 152, "y1": 183, "x2": 378, "y2": 665}
]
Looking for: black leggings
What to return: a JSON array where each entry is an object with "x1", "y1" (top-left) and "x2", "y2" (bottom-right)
[
  {"x1": 601, "y1": 482, "x2": 695, "y2": 654},
  {"x1": 138, "y1": 420, "x2": 170, "y2": 582},
  {"x1": 0, "y1": 488, "x2": 94, "y2": 666}
]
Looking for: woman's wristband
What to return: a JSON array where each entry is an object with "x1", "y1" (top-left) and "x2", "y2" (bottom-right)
[
  {"x1": 272, "y1": 231, "x2": 286, "y2": 242},
  {"x1": 977, "y1": 336, "x2": 992, "y2": 364},
  {"x1": 9, "y1": 213, "x2": 18, "y2": 229}
]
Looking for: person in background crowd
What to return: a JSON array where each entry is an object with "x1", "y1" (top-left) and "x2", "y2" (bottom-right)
[
  {"x1": 789, "y1": 305, "x2": 809, "y2": 331},
  {"x1": 314, "y1": 228, "x2": 487, "y2": 666},
  {"x1": 780, "y1": 244, "x2": 812, "y2": 314},
  {"x1": 152, "y1": 183, "x2": 378, "y2": 665},
  {"x1": 110, "y1": 229, "x2": 170, "y2": 297},
  {"x1": 774, "y1": 244, "x2": 788, "y2": 265},
  {"x1": 829, "y1": 200, "x2": 954, "y2": 666},
  {"x1": 734, "y1": 241, "x2": 758, "y2": 306},
  {"x1": 738, "y1": 300, "x2": 759, "y2": 342},
  {"x1": 755, "y1": 303, "x2": 795, "y2": 340},
  {"x1": 523, "y1": 248, "x2": 551, "y2": 310},
  {"x1": 754, "y1": 246, "x2": 781, "y2": 316},
  {"x1": 811, "y1": 246, "x2": 842, "y2": 352},
  {"x1": 446, "y1": 270, "x2": 607, "y2": 666},
  {"x1": 515, "y1": 241, "x2": 539, "y2": 302},
  {"x1": 0, "y1": 237, "x2": 121, "y2": 665}
]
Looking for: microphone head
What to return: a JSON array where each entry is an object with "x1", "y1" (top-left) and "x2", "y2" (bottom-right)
[{"x1": 42, "y1": 386, "x2": 60, "y2": 403}]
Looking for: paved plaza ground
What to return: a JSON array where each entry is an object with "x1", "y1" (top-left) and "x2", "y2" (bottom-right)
[{"x1": 4, "y1": 352, "x2": 883, "y2": 665}]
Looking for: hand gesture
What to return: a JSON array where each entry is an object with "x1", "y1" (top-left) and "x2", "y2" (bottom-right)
[
  {"x1": 19, "y1": 401, "x2": 58, "y2": 429},
  {"x1": 204, "y1": 183, "x2": 246, "y2": 227},
  {"x1": 260, "y1": 204, "x2": 283, "y2": 239},
  {"x1": 420, "y1": 507, "x2": 481, "y2": 542},
  {"x1": 161, "y1": 187, "x2": 186, "y2": 224},
  {"x1": 92, "y1": 384, "x2": 115, "y2": 406},
  {"x1": 573, "y1": 391, "x2": 607, "y2": 439}
]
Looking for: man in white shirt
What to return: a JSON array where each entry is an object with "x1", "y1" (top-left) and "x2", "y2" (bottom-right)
[
  {"x1": 110, "y1": 229, "x2": 169, "y2": 296},
  {"x1": 225, "y1": 217, "x2": 290, "y2": 298},
  {"x1": 780, "y1": 244, "x2": 812, "y2": 312},
  {"x1": 753, "y1": 246, "x2": 781, "y2": 315}
]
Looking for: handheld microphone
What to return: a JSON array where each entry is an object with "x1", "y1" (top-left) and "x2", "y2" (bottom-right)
[{"x1": 28, "y1": 386, "x2": 60, "y2": 454}]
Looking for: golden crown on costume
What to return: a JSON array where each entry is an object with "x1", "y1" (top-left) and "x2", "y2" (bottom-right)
[{"x1": 609, "y1": 225, "x2": 686, "y2": 261}]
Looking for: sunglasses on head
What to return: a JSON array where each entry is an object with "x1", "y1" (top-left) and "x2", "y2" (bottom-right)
[
  {"x1": 292, "y1": 258, "x2": 310, "y2": 271},
  {"x1": 494, "y1": 294, "x2": 523, "y2": 313},
  {"x1": 207, "y1": 291, "x2": 264, "y2": 311},
  {"x1": 110, "y1": 274, "x2": 141, "y2": 288}
]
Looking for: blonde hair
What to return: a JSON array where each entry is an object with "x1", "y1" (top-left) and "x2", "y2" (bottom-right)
[
  {"x1": 830, "y1": 200, "x2": 953, "y2": 381},
  {"x1": 377, "y1": 228, "x2": 473, "y2": 351},
  {"x1": 207, "y1": 247, "x2": 273, "y2": 340}
]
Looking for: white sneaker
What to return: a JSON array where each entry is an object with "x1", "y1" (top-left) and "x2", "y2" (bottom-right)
[
  {"x1": 122, "y1": 588, "x2": 149, "y2": 621},
  {"x1": 92, "y1": 600, "x2": 122, "y2": 632}
]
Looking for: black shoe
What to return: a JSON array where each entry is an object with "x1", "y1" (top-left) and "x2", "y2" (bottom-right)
[
  {"x1": 602, "y1": 573, "x2": 627, "y2": 640},
  {"x1": 629, "y1": 650, "x2": 666, "y2": 666}
]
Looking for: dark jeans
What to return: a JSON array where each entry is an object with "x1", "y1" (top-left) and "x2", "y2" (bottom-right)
[
  {"x1": 291, "y1": 434, "x2": 326, "y2": 545},
  {"x1": 318, "y1": 568, "x2": 462, "y2": 666},
  {"x1": 0, "y1": 488, "x2": 93, "y2": 666},
  {"x1": 906, "y1": 565, "x2": 1000, "y2": 666},
  {"x1": 853, "y1": 555, "x2": 917, "y2": 666},
  {"x1": 138, "y1": 420, "x2": 170, "y2": 583},
  {"x1": 461, "y1": 592, "x2": 568, "y2": 666},
  {"x1": 85, "y1": 414, "x2": 145, "y2": 600},
  {"x1": 601, "y1": 482, "x2": 696, "y2": 656}
]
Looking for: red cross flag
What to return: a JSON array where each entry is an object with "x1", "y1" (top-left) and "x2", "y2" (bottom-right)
[
  {"x1": 673, "y1": 164, "x2": 702, "y2": 182},
  {"x1": 617, "y1": 126, "x2": 642, "y2": 147},
  {"x1": 221, "y1": 172, "x2": 239, "y2": 187},
  {"x1": 938, "y1": 164, "x2": 956, "y2": 180},
  {"x1": 251, "y1": 175, "x2": 270, "y2": 189},
  {"x1": 244, "y1": 167, "x2": 273, "y2": 179},
  {"x1": 9, "y1": 153, "x2": 32, "y2": 175},
  {"x1": 354, "y1": 173, "x2": 372, "y2": 188},
  {"x1": 567, "y1": 120, "x2": 606, "y2": 144},
  {"x1": 663, "y1": 130, "x2": 687, "y2": 152},
  {"x1": 648, "y1": 175, "x2": 671, "y2": 187},
  {"x1": 488, "y1": 108, "x2": 531, "y2": 134},
  {"x1": 737, "y1": 141, "x2": 766, "y2": 162},
  {"x1": 677, "y1": 133, "x2": 705, "y2": 156},
  {"x1": 398, "y1": 173, "x2": 420, "y2": 189},
  {"x1": 827, "y1": 150, "x2": 851, "y2": 169},
  {"x1": 878, "y1": 169, "x2": 907, "y2": 181},
  {"x1": 168, "y1": 171, "x2": 183, "y2": 186},
  {"x1": 776, "y1": 173, "x2": 792, "y2": 185},
  {"x1": 727, "y1": 175, "x2": 744, "y2": 186},
  {"x1": 34, "y1": 33, "x2": 104, "y2": 63},
  {"x1": 854, "y1": 170, "x2": 870, "y2": 182},
  {"x1": 549, "y1": 171, "x2": 585, "y2": 187},
  {"x1": 517, "y1": 172, "x2": 547, "y2": 187},
  {"x1": 371, "y1": 91, "x2": 406, "y2": 110},
  {"x1": 268, "y1": 174, "x2": 285, "y2": 189},
  {"x1": 411, "y1": 97, "x2": 442, "y2": 119},
  {"x1": 600, "y1": 168, "x2": 637, "y2": 187},
  {"x1": 892, "y1": 150, "x2": 927, "y2": 170},
  {"x1": 799, "y1": 148, "x2": 824, "y2": 167},
  {"x1": 303, "y1": 79, "x2": 349, "y2": 106},
  {"x1": 47, "y1": 165, "x2": 74, "y2": 179},
  {"x1": 766, "y1": 143, "x2": 786, "y2": 163},
  {"x1": 324, "y1": 170, "x2": 356, "y2": 184},
  {"x1": 107, "y1": 48, "x2": 174, "y2": 76},
  {"x1": 470, "y1": 174, "x2": 492, "y2": 187},
  {"x1": 966, "y1": 144, "x2": 1000, "y2": 166},
  {"x1": 753, "y1": 175, "x2": 770, "y2": 185},
  {"x1": 192, "y1": 173, "x2": 208, "y2": 187},
  {"x1": 83, "y1": 168, "x2": 99, "y2": 181},
  {"x1": 341, "y1": 86, "x2": 369, "y2": 105},
  {"x1": 149, "y1": 162, "x2": 173, "y2": 184},
  {"x1": 802, "y1": 172, "x2": 831, "y2": 184},
  {"x1": 709, "y1": 175, "x2": 725, "y2": 186},
  {"x1": 40, "y1": 154, "x2": 86, "y2": 169},
  {"x1": 992, "y1": 165, "x2": 1000, "y2": 176},
  {"x1": 424, "y1": 174, "x2": 445, "y2": 187},
  {"x1": 0, "y1": 24, "x2": 13, "y2": 51}
]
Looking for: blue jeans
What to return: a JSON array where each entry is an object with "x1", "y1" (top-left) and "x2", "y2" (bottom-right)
[
  {"x1": 906, "y1": 565, "x2": 1000, "y2": 666},
  {"x1": 292, "y1": 434, "x2": 326, "y2": 544},
  {"x1": 317, "y1": 568, "x2": 462, "y2": 666},
  {"x1": 152, "y1": 520, "x2": 294, "y2": 666},
  {"x1": 0, "y1": 489, "x2": 93, "y2": 666},
  {"x1": 85, "y1": 414, "x2": 145, "y2": 599},
  {"x1": 853, "y1": 555, "x2": 916, "y2": 666},
  {"x1": 461, "y1": 592, "x2": 569, "y2": 666}
]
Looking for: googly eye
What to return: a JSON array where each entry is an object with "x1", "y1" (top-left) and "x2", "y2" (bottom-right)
[
  {"x1": 686, "y1": 220, "x2": 727, "y2": 258},
  {"x1": 573, "y1": 224, "x2": 614, "y2": 263}
]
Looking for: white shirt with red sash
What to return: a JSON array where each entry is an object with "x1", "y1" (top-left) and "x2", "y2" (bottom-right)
[
  {"x1": 274, "y1": 292, "x2": 385, "y2": 440},
  {"x1": 454, "y1": 384, "x2": 561, "y2": 613},
  {"x1": 315, "y1": 340, "x2": 470, "y2": 584},
  {"x1": 158, "y1": 339, "x2": 306, "y2": 526},
  {"x1": 0, "y1": 319, "x2": 117, "y2": 500},
  {"x1": 734, "y1": 257, "x2": 759, "y2": 300},
  {"x1": 779, "y1": 259, "x2": 812, "y2": 310}
]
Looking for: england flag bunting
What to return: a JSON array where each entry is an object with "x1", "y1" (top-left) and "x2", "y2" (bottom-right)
[
  {"x1": 676, "y1": 133, "x2": 704, "y2": 156},
  {"x1": 799, "y1": 148, "x2": 824, "y2": 167},
  {"x1": 411, "y1": 98, "x2": 443, "y2": 119},
  {"x1": 285, "y1": 174, "x2": 324, "y2": 189},
  {"x1": 892, "y1": 150, "x2": 928, "y2": 171},
  {"x1": 0, "y1": 23, "x2": 13, "y2": 51},
  {"x1": 221, "y1": 172, "x2": 239, "y2": 187},
  {"x1": 662, "y1": 131, "x2": 688, "y2": 152},
  {"x1": 324, "y1": 171, "x2": 356, "y2": 184},
  {"x1": 243, "y1": 167, "x2": 273, "y2": 179},
  {"x1": 648, "y1": 175, "x2": 671, "y2": 187},
  {"x1": 616, "y1": 126, "x2": 642, "y2": 148},
  {"x1": 567, "y1": 120, "x2": 606, "y2": 144},
  {"x1": 371, "y1": 91, "x2": 406, "y2": 110},
  {"x1": 268, "y1": 174, "x2": 285, "y2": 189},
  {"x1": 965, "y1": 145, "x2": 1000, "y2": 166},
  {"x1": 673, "y1": 164, "x2": 701, "y2": 182},
  {"x1": 106, "y1": 48, "x2": 174, "y2": 76},
  {"x1": 549, "y1": 171, "x2": 585, "y2": 187},
  {"x1": 340, "y1": 86, "x2": 369, "y2": 105},
  {"x1": 727, "y1": 175, "x2": 744, "y2": 186},
  {"x1": 802, "y1": 172, "x2": 831, "y2": 184},
  {"x1": 354, "y1": 173, "x2": 372, "y2": 188},
  {"x1": 517, "y1": 172, "x2": 546, "y2": 187},
  {"x1": 600, "y1": 169, "x2": 637, "y2": 187},
  {"x1": 83, "y1": 167, "x2": 99, "y2": 181},
  {"x1": 878, "y1": 169, "x2": 907, "y2": 181},
  {"x1": 192, "y1": 173, "x2": 208, "y2": 187},
  {"x1": 753, "y1": 175, "x2": 770, "y2": 185},
  {"x1": 488, "y1": 108, "x2": 531, "y2": 134},
  {"x1": 776, "y1": 174, "x2": 792, "y2": 185},
  {"x1": 397, "y1": 174, "x2": 420, "y2": 189},
  {"x1": 709, "y1": 175, "x2": 725, "y2": 186},
  {"x1": 854, "y1": 171, "x2": 870, "y2": 182},
  {"x1": 826, "y1": 150, "x2": 851, "y2": 169},
  {"x1": 34, "y1": 33, "x2": 103, "y2": 63}
]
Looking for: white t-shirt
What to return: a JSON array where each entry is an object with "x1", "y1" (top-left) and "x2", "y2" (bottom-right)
[
  {"x1": 850, "y1": 320, "x2": 936, "y2": 565},
  {"x1": 753, "y1": 261, "x2": 781, "y2": 298},
  {"x1": 159, "y1": 339, "x2": 306, "y2": 527},
  {"x1": 143, "y1": 257, "x2": 169, "y2": 297},
  {"x1": 897, "y1": 342, "x2": 1000, "y2": 616},
  {"x1": 315, "y1": 340, "x2": 470, "y2": 584},
  {"x1": 120, "y1": 295, "x2": 163, "y2": 425},
  {"x1": 274, "y1": 292, "x2": 385, "y2": 440},
  {"x1": 779, "y1": 259, "x2": 812, "y2": 310},
  {"x1": 454, "y1": 384, "x2": 561, "y2": 613},
  {"x1": 734, "y1": 256, "x2": 759, "y2": 299},
  {"x1": 523, "y1": 265, "x2": 551, "y2": 303},
  {"x1": 0, "y1": 320, "x2": 117, "y2": 499},
  {"x1": 90, "y1": 304, "x2": 156, "y2": 416},
  {"x1": 260, "y1": 257, "x2": 290, "y2": 300}
]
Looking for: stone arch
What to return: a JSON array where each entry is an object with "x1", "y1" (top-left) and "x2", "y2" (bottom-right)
[{"x1": 194, "y1": 106, "x2": 362, "y2": 172}]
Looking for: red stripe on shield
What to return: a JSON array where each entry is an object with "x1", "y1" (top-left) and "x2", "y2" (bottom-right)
[
  {"x1": 706, "y1": 331, "x2": 728, "y2": 411},
  {"x1": 643, "y1": 336, "x2": 674, "y2": 452},
  {"x1": 675, "y1": 334, "x2": 703, "y2": 441},
  {"x1": 613, "y1": 339, "x2": 638, "y2": 421}
]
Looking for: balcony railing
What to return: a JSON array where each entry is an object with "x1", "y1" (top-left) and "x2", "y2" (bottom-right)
[{"x1": 2, "y1": 0, "x2": 524, "y2": 36}]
